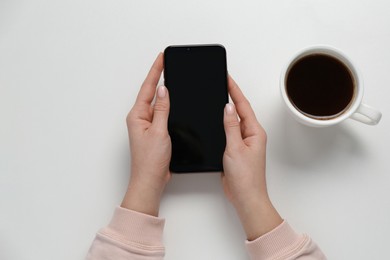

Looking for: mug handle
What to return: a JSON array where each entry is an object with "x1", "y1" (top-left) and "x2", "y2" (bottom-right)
[{"x1": 350, "y1": 103, "x2": 382, "y2": 125}]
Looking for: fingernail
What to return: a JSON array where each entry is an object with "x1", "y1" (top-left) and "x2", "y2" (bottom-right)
[
  {"x1": 226, "y1": 103, "x2": 234, "y2": 114},
  {"x1": 158, "y1": 86, "x2": 166, "y2": 98}
]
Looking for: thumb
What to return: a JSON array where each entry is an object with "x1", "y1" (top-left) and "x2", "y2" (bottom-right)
[
  {"x1": 152, "y1": 86, "x2": 170, "y2": 129},
  {"x1": 224, "y1": 103, "x2": 243, "y2": 149}
]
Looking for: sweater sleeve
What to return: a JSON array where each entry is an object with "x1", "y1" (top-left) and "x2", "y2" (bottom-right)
[
  {"x1": 86, "y1": 207, "x2": 165, "y2": 260},
  {"x1": 245, "y1": 220, "x2": 326, "y2": 260}
]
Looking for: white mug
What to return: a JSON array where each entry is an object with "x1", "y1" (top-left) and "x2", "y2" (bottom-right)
[{"x1": 280, "y1": 46, "x2": 382, "y2": 127}]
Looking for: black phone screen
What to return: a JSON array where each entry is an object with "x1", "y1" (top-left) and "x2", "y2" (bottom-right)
[{"x1": 164, "y1": 45, "x2": 228, "y2": 173}]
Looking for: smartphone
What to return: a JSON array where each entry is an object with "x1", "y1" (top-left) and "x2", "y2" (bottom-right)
[{"x1": 164, "y1": 44, "x2": 228, "y2": 173}]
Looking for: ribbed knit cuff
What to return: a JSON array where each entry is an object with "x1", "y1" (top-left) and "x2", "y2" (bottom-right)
[
  {"x1": 99, "y1": 206, "x2": 165, "y2": 249},
  {"x1": 245, "y1": 220, "x2": 306, "y2": 259}
]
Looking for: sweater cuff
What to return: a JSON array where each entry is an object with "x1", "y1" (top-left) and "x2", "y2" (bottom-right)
[
  {"x1": 245, "y1": 220, "x2": 306, "y2": 259},
  {"x1": 99, "y1": 206, "x2": 165, "y2": 248}
]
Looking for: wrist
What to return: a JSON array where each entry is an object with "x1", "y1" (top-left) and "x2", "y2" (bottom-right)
[
  {"x1": 121, "y1": 181, "x2": 165, "y2": 217},
  {"x1": 235, "y1": 197, "x2": 283, "y2": 241}
]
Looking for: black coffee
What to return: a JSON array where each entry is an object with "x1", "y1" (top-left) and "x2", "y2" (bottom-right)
[{"x1": 286, "y1": 54, "x2": 354, "y2": 118}]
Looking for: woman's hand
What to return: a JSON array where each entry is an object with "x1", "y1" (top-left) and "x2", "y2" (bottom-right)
[
  {"x1": 222, "y1": 76, "x2": 283, "y2": 240},
  {"x1": 121, "y1": 53, "x2": 171, "y2": 217}
]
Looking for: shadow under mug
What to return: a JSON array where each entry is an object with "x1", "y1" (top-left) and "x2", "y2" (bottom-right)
[{"x1": 280, "y1": 46, "x2": 382, "y2": 127}]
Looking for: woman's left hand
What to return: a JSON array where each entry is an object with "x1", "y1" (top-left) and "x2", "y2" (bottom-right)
[{"x1": 121, "y1": 53, "x2": 171, "y2": 217}]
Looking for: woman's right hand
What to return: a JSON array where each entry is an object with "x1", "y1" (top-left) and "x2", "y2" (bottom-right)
[{"x1": 222, "y1": 76, "x2": 283, "y2": 241}]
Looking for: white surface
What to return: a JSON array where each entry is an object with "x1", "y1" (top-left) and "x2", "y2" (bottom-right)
[{"x1": 1, "y1": 1, "x2": 389, "y2": 259}]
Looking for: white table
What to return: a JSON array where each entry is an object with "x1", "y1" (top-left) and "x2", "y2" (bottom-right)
[{"x1": 1, "y1": 1, "x2": 389, "y2": 259}]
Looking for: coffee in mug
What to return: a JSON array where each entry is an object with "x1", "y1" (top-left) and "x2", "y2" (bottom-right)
[{"x1": 280, "y1": 46, "x2": 382, "y2": 127}]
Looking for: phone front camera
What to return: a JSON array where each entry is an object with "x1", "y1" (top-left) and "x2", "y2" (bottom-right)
[{"x1": 186, "y1": 48, "x2": 190, "y2": 51}]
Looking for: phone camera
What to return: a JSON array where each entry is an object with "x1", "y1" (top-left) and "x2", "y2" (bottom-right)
[{"x1": 186, "y1": 47, "x2": 190, "y2": 51}]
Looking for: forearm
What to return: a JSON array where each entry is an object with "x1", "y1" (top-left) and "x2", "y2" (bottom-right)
[
  {"x1": 87, "y1": 207, "x2": 165, "y2": 260},
  {"x1": 245, "y1": 220, "x2": 327, "y2": 260},
  {"x1": 238, "y1": 195, "x2": 326, "y2": 259}
]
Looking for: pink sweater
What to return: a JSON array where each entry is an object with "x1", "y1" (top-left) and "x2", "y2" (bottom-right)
[{"x1": 87, "y1": 207, "x2": 326, "y2": 259}]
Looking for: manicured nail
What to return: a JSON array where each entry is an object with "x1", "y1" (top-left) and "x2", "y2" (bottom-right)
[
  {"x1": 226, "y1": 103, "x2": 234, "y2": 114},
  {"x1": 158, "y1": 86, "x2": 166, "y2": 98}
]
